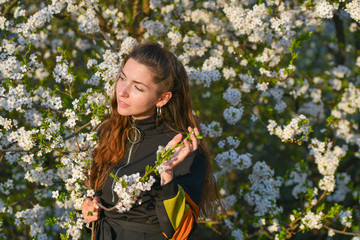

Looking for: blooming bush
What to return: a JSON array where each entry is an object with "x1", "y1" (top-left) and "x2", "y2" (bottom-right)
[{"x1": 1, "y1": 0, "x2": 360, "y2": 239}]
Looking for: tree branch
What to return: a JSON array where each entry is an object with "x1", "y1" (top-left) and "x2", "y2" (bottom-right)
[
  {"x1": 323, "y1": 225, "x2": 360, "y2": 237},
  {"x1": 333, "y1": 13, "x2": 346, "y2": 65},
  {"x1": 9, "y1": 187, "x2": 49, "y2": 206},
  {"x1": 1, "y1": 0, "x2": 20, "y2": 17}
]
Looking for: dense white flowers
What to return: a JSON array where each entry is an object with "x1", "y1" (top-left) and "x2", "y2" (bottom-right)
[
  {"x1": 224, "y1": 3, "x2": 268, "y2": 38},
  {"x1": 15, "y1": 204, "x2": 47, "y2": 238},
  {"x1": 113, "y1": 173, "x2": 156, "y2": 213},
  {"x1": 314, "y1": 0, "x2": 337, "y2": 19},
  {"x1": 330, "y1": 65, "x2": 351, "y2": 79},
  {"x1": 25, "y1": 167, "x2": 54, "y2": 186},
  {"x1": 231, "y1": 229, "x2": 244, "y2": 240},
  {"x1": 0, "y1": 16, "x2": 8, "y2": 30},
  {"x1": 256, "y1": 82, "x2": 269, "y2": 91},
  {"x1": 0, "y1": 56, "x2": 23, "y2": 81},
  {"x1": 223, "y1": 106, "x2": 244, "y2": 125},
  {"x1": 309, "y1": 139, "x2": 347, "y2": 192},
  {"x1": 327, "y1": 173, "x2": 351, "y2": 202},
  {"x1": 167, "y1": 30, "x2": 182, "y2": 48},
  {"x1": 336, "y1": 83, "x2": 360, "y2": 115},
  {"x1": 300, "y1": 211, "x2": 323, "y2": 230},
  {"x1": 345, "y1": 0, "x2": 360, "y2": 22},
  {"x1": 1, "y1": 0, "x2": 360, "y2": 239},
  {"x1": 267, "y1": 115, "x2": 310, "y2": 142},
  {"x1": 244, "y1": 161, "x2": 283, "y2": 216},
  {"x1": 200, "y1": 121, "x2": 223, "y2": 137},
  {"x1": 215, "y1": 150, "x2": 252, "y2": 172},
  {"x1": 7, "y1": 127, "x2": 38, "y2": 151},
  {"x1": 0, "y1": 179, "x2": 14, "y2": 195},
  {"x1": 339, "y1": 210, "x2": 352, "y2": 228},
  {"x1": 20, "y1": 3, "x2": 61, "y2": 35},
  {"x1": 77, "y1": 8, "x2": 100, "y2": 34},
  {"x1": 223, "y1": 87, "x2": 241, "y2": 106},
  {"x1": 119, "y1": 37, "x2": 138, "y2": 56},
  {"x1": 63, "y1": 109, "x2": 78, "y2": 128},
  {"x1": 53, "y1": 61, "x2": 74, "y2": 84},
  {"x1": 285, "y1": 163, "x2": 312, "y2": 199}
]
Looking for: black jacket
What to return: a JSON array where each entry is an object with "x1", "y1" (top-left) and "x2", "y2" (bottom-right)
[{"x1": 95, "y1": 115, "x2": 206, "y2": 240}]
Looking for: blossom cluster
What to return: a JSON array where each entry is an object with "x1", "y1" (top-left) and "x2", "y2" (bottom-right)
[
  {"x1": 309, "y1": 139, "x2": 347, "y2": 192},
  {"x1": 267, "y1": 115, "x2": 310, "y2": 143},
  {"x1": 113, "y1": 173, "x2": 156, "y2": 213},
  {"x1": 284, "y1": 162, "x2": 313, "y2": 199},
  {"x1": 214, "y1": 150, "x2": 252, "y2": 174},
  {"x1": 1, "y1": 0, "x2": 360, "y2": 239},
  {"x1": 244, "y1": 161, "x2": 283, "y2": 216}
]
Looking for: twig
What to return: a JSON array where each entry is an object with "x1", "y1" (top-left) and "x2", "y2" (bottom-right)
[
  {"x1": 1, "y1": 0, "x2": 20, "y2": 17},
  {"x1": 323, "y1": 225, "x2": 360, "y2": 237},
  {"x1": 73, "y1": 132, "x2": 82, "y2": 152},
  {"x1": 9, "y1": 187, "x2": 49, "y2": 206},
  {"x1": 210, "y1": 225, "x2": 223, "y2": 236},
  {"x1": 91, "y1": 222, "x2": 95, "y2": 240},
  {"x1": 64, "y1": 122, "x2": 92, "y2": 140},
  {"x1": 247, "y1": 107, "x2": 268, "y2": 128},
  {"x1": 0, "y1": 148, "x2": 38, "y2": 153}
]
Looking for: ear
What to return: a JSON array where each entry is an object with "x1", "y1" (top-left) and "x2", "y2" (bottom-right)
[{"x1": 156, "y1": 91, "x2": 172, "y2": 108}]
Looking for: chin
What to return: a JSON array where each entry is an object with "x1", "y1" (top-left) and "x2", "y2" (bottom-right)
[{"x1": 117, "y1": 108, "x2": 131, "y2": 117}]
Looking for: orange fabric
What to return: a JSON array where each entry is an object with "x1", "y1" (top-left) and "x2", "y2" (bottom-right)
[{"x1": 165, "y1": 192, "x2": 200, "y2": 240}]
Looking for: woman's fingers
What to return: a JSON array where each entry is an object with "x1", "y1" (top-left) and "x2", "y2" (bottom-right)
[
  {"x1": 162, "y1": 127, "x2": 201, "y2": 170},
  {"x1": 93, "y1": 197, "x2": 100, "y2": 210},
  {"x1": 82, "y1": 197, "x2": 101, "y2": 223},
  {"x1": 187, "y1": 127, "x2": 199, "y2": 152},
  {"x1": 182, "y1": 139, "x2": 191, "y2": 155},
  {"x1": 165, "y1": 133, "x2": 183, "y2": 150}
]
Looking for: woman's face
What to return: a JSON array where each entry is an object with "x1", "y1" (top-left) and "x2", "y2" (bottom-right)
[{"x1": 116, "y1": 58, "x2": 171, "y2": 120}]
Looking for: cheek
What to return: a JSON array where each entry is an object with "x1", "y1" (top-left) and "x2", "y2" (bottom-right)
[{"x1": 115, "y1": 82, "x2": 120, "y2": 93}]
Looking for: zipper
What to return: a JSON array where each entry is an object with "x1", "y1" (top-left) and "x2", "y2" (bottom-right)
[{"x1": 111, "y1": 118, "x2": 141, "y2": 203}]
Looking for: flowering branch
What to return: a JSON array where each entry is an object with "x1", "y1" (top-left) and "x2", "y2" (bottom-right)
[
  {"x1": 95, "y1": 130, "x2": 203, "y2": 213},
  {"x1": 323, "y1": 225, "x2": 360, "y2": 237}
]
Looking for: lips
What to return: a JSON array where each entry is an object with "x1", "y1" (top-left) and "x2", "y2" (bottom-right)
[{"x1": 118, "y1": 99, "x2": 129, "y2": 107}]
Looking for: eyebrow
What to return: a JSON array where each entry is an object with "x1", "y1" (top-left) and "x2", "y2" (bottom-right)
[{"x1": 120, "y1": 70, "x2": 150, "y2": 89}]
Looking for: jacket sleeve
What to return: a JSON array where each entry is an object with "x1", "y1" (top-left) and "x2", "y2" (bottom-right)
[{"x1": 154, "y1": 151, "x2": 206, "y2": 240}]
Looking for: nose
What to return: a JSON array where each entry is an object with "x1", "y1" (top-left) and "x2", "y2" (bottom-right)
[{"x1": 117, "y1": 81, "x2": 129, "y2": 98}]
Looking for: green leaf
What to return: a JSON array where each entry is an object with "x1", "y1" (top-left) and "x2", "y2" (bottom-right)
[{"x1": 45, "y1": 217, "x2": 57, "y2": 226}]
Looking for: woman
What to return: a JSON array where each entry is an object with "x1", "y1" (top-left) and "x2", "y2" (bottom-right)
[{"x1": 81, "y1": 42, "x2": 217, "y2": 239}]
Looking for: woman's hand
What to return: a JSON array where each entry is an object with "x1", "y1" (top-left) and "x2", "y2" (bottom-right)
[
  {"x1": 81, "y1": 197, "x2": 101, "y2": 223},
  {"x1": 160, "y1": 127, "x2": 199, "y2": 185}
]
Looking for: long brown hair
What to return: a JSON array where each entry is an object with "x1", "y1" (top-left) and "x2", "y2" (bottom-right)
[{"x1": 91, "y1": 42, "x2": 218, "y2": 218}]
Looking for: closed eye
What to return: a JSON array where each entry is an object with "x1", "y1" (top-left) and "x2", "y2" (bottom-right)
[{"x1": 135, "y1": 85, "x2": 144, "y2": 91}]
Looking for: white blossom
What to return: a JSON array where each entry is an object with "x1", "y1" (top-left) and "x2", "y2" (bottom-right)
[
  {"x1": 314, "y1": 0, "x2": 337, "y2": 19},
  {"x1": 113, "y1": 173, "x2": 156, "y2": 213},
  {"x1": 223, "y1": 106, "x2": 244, "y2": 125},
  {"x1": 223, "y1": 87, "x2": 241, "y2": 106},
  {"x1": 244, "y1": 161, "x2": 283, "y2": 216},
  {"x1": 200, "y1": 121, "x2": 223, "y2": 137},
  {"x1": 231, "y1": 229, "x2": 244, "y2": 240},
  {"x1": 345, "y1": 0, "x2": 360, "y2": 22},
  {"x1": 215, "y1": 150, "x2": 252, "y2": 173},
  {"x1": 300, "y1": 211, "x2": 323, "y2": 230},
  {"x1": 77, "y1": 7, "x2": 100, "y2": 34},
  {"x1": 339, "y1": 210, "x2": 352, "y2": 228},
  {"x1": 267, "y1": 115, "x2": 310, "y2": 142}
]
